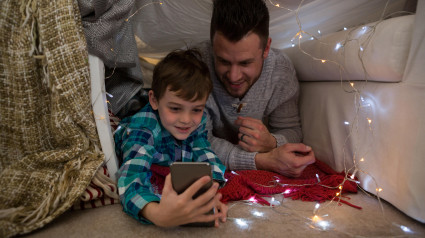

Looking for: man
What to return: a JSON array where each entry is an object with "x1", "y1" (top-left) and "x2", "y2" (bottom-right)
[{"x1": 197, "y1": 0, "x2": 315, "y2": 177}]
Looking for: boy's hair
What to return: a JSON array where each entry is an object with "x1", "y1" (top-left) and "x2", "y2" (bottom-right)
[
  {"x1": 210, "y1": 0, "x2": 270, "y2": 50},
  {"x1": 151, "y1": 49, "x2": 212, "y2": 102}
]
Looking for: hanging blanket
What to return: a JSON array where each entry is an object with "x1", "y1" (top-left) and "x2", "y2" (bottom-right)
[
  {"x1": 150, "y1": 159, "x2": 360, "y2": 209},
  {"x1": 0, "y1": 0, "x2": 105, "y2": 237}
]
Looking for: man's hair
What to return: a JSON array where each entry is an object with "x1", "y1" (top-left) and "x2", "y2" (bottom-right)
[
  {"x1": 210, "y1": 0, "x2": 270, "y2": 50},
  {"x1": 152, "y1": 48, "x2": 212, "y2": 102}
]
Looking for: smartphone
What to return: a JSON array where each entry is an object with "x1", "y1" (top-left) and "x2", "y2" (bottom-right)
[{"x1": 170, "y1": 162, "x2": 215, "y2": 227}]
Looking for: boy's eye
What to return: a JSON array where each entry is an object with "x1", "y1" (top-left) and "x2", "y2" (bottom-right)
[
  {"x1": 169, "y1": 107, "x2": 181, "y2": 112},
  {"x1": 193, "y1": 108, "x2": 203, "y2": 113}
]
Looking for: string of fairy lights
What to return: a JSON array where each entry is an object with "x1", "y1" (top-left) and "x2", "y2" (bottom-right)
[
  {"x1": 267, "y1": 0, "x2": 380, "y2": 225},
  {"x1": 91, "y1": 0, "x2": 417, "y2": 235}
]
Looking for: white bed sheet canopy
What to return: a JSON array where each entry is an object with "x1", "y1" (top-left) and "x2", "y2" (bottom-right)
[
  {"x1": 134, "y1": 0, "x2": 409, "y2": 56},
  {"x1": 114, "y1": 0, "x2": 425, "y2": 222}
]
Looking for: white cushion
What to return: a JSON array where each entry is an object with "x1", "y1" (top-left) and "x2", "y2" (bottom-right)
[{"x1": 284, "y1": 15, "x2": 414, "y2": 82}]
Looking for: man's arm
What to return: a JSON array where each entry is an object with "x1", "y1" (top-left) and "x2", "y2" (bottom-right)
[{"x1": 255, "y1": 143, "x2": 315, "y2": 177}]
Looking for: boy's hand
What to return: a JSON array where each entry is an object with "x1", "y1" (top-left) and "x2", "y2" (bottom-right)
[{"x1": 140, "y1": 174, "x2": 227, "y2": 227}]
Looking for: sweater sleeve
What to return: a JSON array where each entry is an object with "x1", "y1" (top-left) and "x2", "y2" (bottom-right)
[
  {"x1": 116, "y1": 128, "x2": 160, "y2": 224},
  {"x1": 205, "y1": 111, "x2": 258, "y2": 171},
  {"x1": 191, "y1": 130, "x2": 227, "y2": 181},
  {"x1": 267, "y1": 50, "x2": 303, "y2": 146}
]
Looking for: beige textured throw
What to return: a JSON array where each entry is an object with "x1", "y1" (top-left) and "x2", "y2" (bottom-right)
[{"x1": 0, "y1": 0, "x2": 105, "y2": 237}]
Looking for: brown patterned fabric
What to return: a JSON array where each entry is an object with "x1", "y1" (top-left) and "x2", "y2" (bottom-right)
[{"x1": 0, "y1": 0, "x2": 104, "y2": 237}]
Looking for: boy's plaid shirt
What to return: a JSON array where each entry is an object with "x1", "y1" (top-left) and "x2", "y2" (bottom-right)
[{"x1": 114, "y1": 104, "x2": 226, "y2": 223}]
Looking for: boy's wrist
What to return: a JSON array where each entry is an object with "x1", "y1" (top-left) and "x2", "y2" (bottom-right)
[{"x1": 139, "y1": 202, "x2": 160, "y2": 225}]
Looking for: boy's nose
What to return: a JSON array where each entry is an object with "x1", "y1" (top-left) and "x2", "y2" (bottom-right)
[{"x1": 180, "y1": 112, "x2": 191, "y2": 124}]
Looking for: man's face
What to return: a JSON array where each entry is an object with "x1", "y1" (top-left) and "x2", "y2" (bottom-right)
[
  {"x1": 149, "y1": 87, "x2": 207, "y2": 141},
  {"x1": 212, "y1": 31, "x2": 271, "y2": 99}
]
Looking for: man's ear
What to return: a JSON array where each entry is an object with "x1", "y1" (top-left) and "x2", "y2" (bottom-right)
[
  {"x1": 263, "y1": 37, "x2": 272, "y2": 59},
  {"x1": 148, "y1": 90, "x2": 158, "y2": 110}
]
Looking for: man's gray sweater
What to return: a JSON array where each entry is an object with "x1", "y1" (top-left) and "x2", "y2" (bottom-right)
[{"x1": 197, "y1": 41, "x2": 303, "y2": 171}]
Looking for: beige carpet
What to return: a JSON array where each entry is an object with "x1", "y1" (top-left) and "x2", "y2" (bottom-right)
[{"x1": 21, "y1": 192, "x2": 425, "y2": 238}]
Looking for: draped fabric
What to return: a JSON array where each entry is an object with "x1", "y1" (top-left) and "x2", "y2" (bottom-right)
[
  {"x1": 0, "y1": 0, "x2": 104, "y2": 237},
  {"x1": 133, "y1": 0, "x2": 409, "y2": 55}
]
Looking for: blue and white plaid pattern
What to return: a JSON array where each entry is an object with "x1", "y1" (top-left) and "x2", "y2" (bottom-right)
[{"x1": 114, "y1": 103, "x2": 226, "y2": 223}]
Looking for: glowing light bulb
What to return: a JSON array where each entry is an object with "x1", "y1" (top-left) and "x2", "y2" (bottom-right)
[
  {"x1": 318, "y1": 30, "x2": 321, "y2": 34},
  {"x1": 335, "y1": 43, "x2": 342, "y2": 51},
  {"x1": 338, "y1": 185, "x2": 343, "y2": 190},
  {"x1": 344, "y1": 121, "x2": 350, "y2": 125},
  {"x1": 350, "y1": 82, "x2": 355, "y2": 87},
  {"x1": 249, "y1": 196, "x2": 257, "y2": 203},
  {"x1": 360, "y1": 158, "x2": 365, "y2": 162},
  {"x1": 235, "y1": 218, "x2": 248, "y2": 229},
  {"x1": 283, "y1": 189, "x2": 291, "y2": 194},
  {"x1": 275, "y1": 3, "x2": 280, "y2": 7},
  {"x1": 321, "y1": 60, "x2": 326, "y2": 63},
  {"x1": 400, "y1": 225, "x2": 413, "y2": 233},
  {"x1": 367, "y1": 118, "x2": 372, "y2": 125},
  {"x1": 312, "y1": 215, "x2": 321, "y2": 222},
  {"x1": 317, "y1": 220, "x2": 330, "y2": 229},
  {"x1": 252, "y1": 211, "x2": 264, "y2": 217},
  {"x1": 291, "y1": 43, "x2": 295, "y2": 47},
  {"x1": 343, "y1": 27, "x2": 348, "y2": 31},
  {"x1": 336, "y1": 192, "x2": 340, "y2": 196},
  {"x1": 376, "y1": 188, "x2": 383, "y2": 192}
]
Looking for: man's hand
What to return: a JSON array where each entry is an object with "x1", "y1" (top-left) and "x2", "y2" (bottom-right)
[
  {"x1": 235, "y1": 116, "x2": 276, "y2": 153},
  {"x1": 255, "y1": 143, "x2": 315, "y2": 177},
  {"x1": 140, "y1": 174, "x2": 227, "y2": 227}
]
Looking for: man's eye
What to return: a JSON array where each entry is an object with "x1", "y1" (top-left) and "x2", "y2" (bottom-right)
[{"x1": 218, "y1": 59, "x2": 230, "y2": 65}]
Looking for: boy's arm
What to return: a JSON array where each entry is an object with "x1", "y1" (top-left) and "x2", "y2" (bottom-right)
[
  {"x1": 117, "y1": 143, "x2": 160, "y2": 224},
  {"x1": 116, "y1": 126, "x2": 161, "y2": 224},
  {"x1": 191, "y1": 130, "x2": 226, "y2": 182}
]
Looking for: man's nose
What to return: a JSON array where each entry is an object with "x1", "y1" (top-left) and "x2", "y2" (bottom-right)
[{"x1": 227, "y1": 65, "x2": 242, "y2": 82}]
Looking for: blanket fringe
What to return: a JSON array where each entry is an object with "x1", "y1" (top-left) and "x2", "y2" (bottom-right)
[{"x1": 0, "y1": 207, "x2": 25, "y2": 220}]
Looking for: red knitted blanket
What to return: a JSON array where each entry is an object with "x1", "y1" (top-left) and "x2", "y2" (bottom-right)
[{"x1": 150, "y1": 159, "x2": 360, "y2": 209}]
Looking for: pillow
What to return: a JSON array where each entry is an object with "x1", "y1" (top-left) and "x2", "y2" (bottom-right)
[{"x1": 284, "y1": 15, "x2": 414, "y2": 82}]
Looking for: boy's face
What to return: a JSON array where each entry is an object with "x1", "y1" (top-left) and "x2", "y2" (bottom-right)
[
  {"x1": 212, "y1": 31, "x2": 271, "y2": 99},
  {"x1": 149, "y1": 87, "x2": 207, "y2": 141}
]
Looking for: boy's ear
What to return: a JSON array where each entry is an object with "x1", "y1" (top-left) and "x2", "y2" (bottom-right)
[{"x1": 148, "y1": 90, "x2": 159, "y2": 110}]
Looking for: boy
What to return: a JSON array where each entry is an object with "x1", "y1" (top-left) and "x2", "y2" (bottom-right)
[{"x1": 114, "y1": 49, "x2": 227, "y2": 227}]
